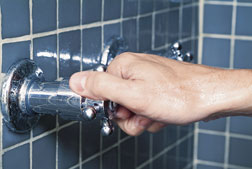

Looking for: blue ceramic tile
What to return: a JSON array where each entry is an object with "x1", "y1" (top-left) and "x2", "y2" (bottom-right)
[
  {"x1": 104, "y1": 0, "x2": 121, "y2": 21},
  {"x1": 155, "y1": 12, "x2": 168, "y2": 48},
  {"x1": 2, "y1": 41, "x2": 30, "y2": 73},
  {"x1": 1, "y1": 0, "x2": 30, "y2": 38},
  {"x1": 33, "y1": 133, "x2": 56, "y2": 169},
  {"x1": 154, "y1": 0, "x2": 169, "y2": 10},
  {"x1": 33, "y1": 115, "x2": 56, "y2": 137},
  {"x1": 168, "y1": 9, "x2": 179, "y2": 44},
  {"x1": 178, "y1": 136, "x2": 193, "y2": 169},
  {"x1": 193, "y1": 39, "x2": 198, "y2": 64},
  {"x1": 104, "y1": 23, "x2": 121, "y2": 44},
  {"x1": 82, "y1": 27, "x2": 101, "y2": 70},
  {"x1": 103, "y1": 126, "x2": 118, "y2": 150},
  {"x1": 166, "y1": 147, "x2": 178, "y2": 169},
  {"x1": 203, "y1": 4, "x2": 232, "y2": 34},
  {"x1": 58, "y1": 123, "x2": 79, "y2": 169},
  {"x1": 59, "y1": 0, "x2": 80, "y2": 28},
  {"x1": 198, "y1": 133, "x2": 225, "y2": 163},
  {"x1": 182, "y1": 6, "x2": 193, "y2": 38},
  {"x1": 141, "y1": 164, "x2": 151, "y2": 169},
  {"x1": 180, "y1": 124, "x2": 193, "y2": 138},
  {"x1": 237, "y1": 0, "x2": 252, "y2": 2},
  {"x1": 236, "y1": 6, "x2": 252, "y2": 36},
  {"x1": 33, "y1": 35, "x2": 57, "y2": 81},
  {"x1": 137, "y1": 132, "x2": 150, "y2": 166},
  {"x1": 194, "y1": 6, "x2": 199, "y2": 37},
  {"x1": 197, "y1": 164, "x2": 223, "y2": 169},
  {"x1": 32, "y1": 0, "x2": 56, "y2": 33},
  {"x1": 59, "y1": 30, "x2": 81, "y2": 78},
  {"x1": 82, "y1": 0, "x2": 101, "y2": 24},
  {"x1": 206, "y1": 0, "x2": 232, "y2": 1},
  {"x1": 103, "y1": 147, "x2": 118, "y2": 169},
  {"x1": 123, "y1": 19, "x2": 137, "y2": 52},
  {"x1": 3, "y1": 144, "x2": 29, "y2": 169},
  {"x1": 153, "y1": 128, "x2": 165, "y2": 155},
  {"x1": 82, "y1": 157, "x2": 100, "y2": 169},
  {"x1": 230, "y1": 116, "x2": 252, "y2": 136},
  {"x1": 139, "y1": 15, "x2": 152, "y2": 52},
  {"x1": 202, "y1": 38, "x2": 230, "y2": 68},
  {"x1": 82, "y1": 121, "x2": 100, "y2": 160},
  {"x1": 199, "y1": 118, "x2": 226, "y2": 132},
  {"x1": 124, "y1": 0, "x2": 138, "y2": 17},
  {"x1": 165, "y1": 125, "x2": 178, "y2": 146},
  {"x1": 234, "y1": 40, "x2": 252, "y2": 69},
  {"x1": 168, "y1": 0, "x2": 180, "y2": 8},
  {"x1": 229, "y1": 137, "x2": 252, "y2": 167},
  {"x1": 2, "y1": 119, "x2": 30, "y2": 149},
  {"x1": 153, "y1": 155, "x2": 165, "y2": 169},
  {"x1": 181, "y1": 40, "x2": 193, "y2": 55},
  {"x1": 140, "y1": 0, "x2": 154, "y2": 14},
  {"x1": 121, "y1": 137, "x2": 135, "y2": 169}
]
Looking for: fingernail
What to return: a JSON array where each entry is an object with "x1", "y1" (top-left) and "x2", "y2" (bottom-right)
[
  {"x1": 69, "y1": 72, "x2": 87, "y2": 93},
  {"x1": 138, "y1": 117, "x2": 151, "y2": 128}
]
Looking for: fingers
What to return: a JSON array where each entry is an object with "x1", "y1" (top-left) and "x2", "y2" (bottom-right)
[
  {"x1": 147, "y1": 122, "x2": 167, "y2": 133},
  {"x1": 116, "y1": 115, "x2": 153, "y2": 136},
  {"x1": 70, "y1": 71, "x2": 148, "y2": 113}
]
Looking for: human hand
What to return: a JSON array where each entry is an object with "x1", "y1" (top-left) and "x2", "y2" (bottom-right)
[{"x1": 70, "y1": 52, "x2": 252, "y2": 136}]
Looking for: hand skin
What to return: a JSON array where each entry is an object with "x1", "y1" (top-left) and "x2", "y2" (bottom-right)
[{"x1": 69, "y1": 52, "x2": 252, "y2": 136}]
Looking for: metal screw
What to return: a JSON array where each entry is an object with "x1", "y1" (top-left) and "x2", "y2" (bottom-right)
[
  {"x1": 95, "y1": 65, "x2": 106, "y2": 72},
  {"x1": 81, "y1": 107, "x2": 96, "y2": 120},
  {"x1": 172, "y1": 42, "x2": 182, "y2": 51},
  {"x1": 101, "y1": 118, "x2": 114, "y2": 136},
  {"x1": 185, "y1": 52, "x2": 193, "y2": 62}
]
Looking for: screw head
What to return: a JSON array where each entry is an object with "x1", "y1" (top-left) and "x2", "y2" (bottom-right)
[
  {"x1": 101, "y1": 118, "x2": 114, "y2": 136},
  {"x1": 185, "y1": 52, "x2": 193, "y2": 61},
  {"x1": 95, "y1": 65, "x2": 106, "y2": 72},
  {"x1": 82, "y1": 107, "x2": 96, "y2": 120},
  {"x1": 172, "y1": 42, "x2": 182, "y2": 51}
]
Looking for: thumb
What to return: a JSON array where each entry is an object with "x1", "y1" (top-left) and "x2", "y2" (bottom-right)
[{"x1": 69, "y1": 71, "x2": 146, "y2": 112}]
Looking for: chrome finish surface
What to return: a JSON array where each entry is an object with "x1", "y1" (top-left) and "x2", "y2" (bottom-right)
[{"x1": 1, "y1": 40, "x2": 193, "y2": 136}]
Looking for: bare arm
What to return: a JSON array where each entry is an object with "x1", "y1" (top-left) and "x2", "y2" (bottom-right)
[{"x1": 69, "y1": 52, "x2": 252, "y2": 136}]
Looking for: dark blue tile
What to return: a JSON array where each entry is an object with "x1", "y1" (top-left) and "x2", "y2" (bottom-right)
[
  {"x1": 82, "y1": 121, "x2": 100, "y2": 160},
  {"x1": 206, "y1": 0, "x2": 232, "y2": 1},
  {"x1": 103, "y1": 147, "x2": 118, "y2": 169},
  {"x1": 1, "y1": 0, "x2": 30, "y2": 38},
  {"x1": 234, "y1": 40, "x2": 252, "y2": 69},
  {"x1": 180, "y1": 124, "x2": 193, "y2": 138},
  {"x1": 203, "y1": 4, "x2": 232, "y2": 34},
  {"x1": 202, "y1": 38, "x2": 230, "y2": 68},
  {"x1": 168, "y1": 9, "x2": 179, "y2": 44},
  {"x1": 32, "y1": 0, "x2": 56, "y2": 33},
  {"x1": 82, "y1": 157, "x2": 100, "y2": 169},
  {"x1": 33, "y1": 133, "x2": 56, "y2": 169},
  {"x1": 33, "y1": 115, "x2": 56, "y2": 137},
  {"x1": 165, "y1": 125, "x2": 178, "y2": 146},
  {"x1": 236, "y1": 6, "x2": 252, "y2": 36},
  {"x1": 104, "y1": 0, "x2": 121, "y2": 21},
  {"x1": 103, "y1": 126, "x2": 118, "y2": 150},
  {"x1": 141, "y1": 164, "x2": 151, "y2": 169},
  {"x1": 199, "y1": 118, "x2": 226, "y2": 132},
  {"x1": 230, "y1": 116, "x2": 252, "y2": 136},
  {"x1": 59, "y1": 0, "x2": 80, "y2": 28},
  {"x1": 153, "y1": 155, "x2": 165, "y2": 169},
  {"x1": 237, "y1": 0, "x2": 252, "y2": 2},
  {"x1": 121, "y1": 137, "x2": 135, "y2": 169},
  {"x1": 3, "y1": 144, "x2": 30, "y2": 169},
  {"x1": 166, "y1": 147, "x2": 178, "y2": 169},
  {"x1": 82, "y1": 27, "x2": 101, "y2": 70},
  {"x1": 155, "y1": 12, "x2": 168, "y2": 48},
  {"x1": 229, "y1": 137, "x2": 252, "y2": 167},
  {"x1": 59, "y1": 30, "x2": 81, "y2": 78},
  {"x1": 124, "y1": 0, "x2": 138, "y2": 17},
  {"x1": 123, "y1": 19, "x2": 137, "y2": 52},
  {"x1": 33, "y1": 35, "x2": 57, "y2": 81},
  {"x1": 182, "y1": 6, "x2": 193, "y2": 38},
  {"x1": 82, "y1": 0, "x2": 101, "y2": 24},
  {"x1": 197, "y1": 164, "x2": 223, "y2": 169},
  {"x1": 198, "y1": 133, "x2": 225, "y2": 163},
  {"x1": 58, "y1": 123, "x2": 79, "y2": 169},
  {"x1": 153, "y1": 128, "x2": 165, "y2": 155},
  {"x1": 137, "y1": 132, "x2": 150, "y2": 166},
  {"x1": 154, "y1": 0, "x2": 169, "y2": 10},
  {"x1": 168, "y1": 0, "x2": 180, "y2": 8},
  {"x1": 139, "y1": 15, "x2": 152, "y2": 52},
  {"x1": 2, "y1": 41, "x2": 30, "y2": 73},
  {"x1": 104, "y1": 23, "x2": 121, "y2": 44},
  {"x1": 194, "y1": 6, "x2": 199, "y2": 37},
  {"x1": 178, "y1": 136, "x2": 193, "y2": 169},
  {"x1": 2, "y1": 120, "x2": 30, "y2": 149},
  {"x1": 181, "y1": 40, "x2": 193, "y2": 55},
  {"x1": 140, "y1": 0, "x2": 154, "y2": 14}
]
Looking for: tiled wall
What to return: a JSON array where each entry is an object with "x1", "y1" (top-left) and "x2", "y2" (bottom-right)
[
  {"x1": 0, "y1": 0, "x2": 198, "y2": 169},
  {"x1": 195, "y1": 0, "x2": 252, "y2": 169}
]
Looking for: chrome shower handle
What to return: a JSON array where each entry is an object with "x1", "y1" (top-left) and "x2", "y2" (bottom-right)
[{"x1": 1, "y1": 39, "x2": 193, "y2": 136}]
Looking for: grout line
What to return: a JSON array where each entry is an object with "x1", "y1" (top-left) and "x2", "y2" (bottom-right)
[
  {"x1": 193, "y1": 122, "x2": 199, "y2": 169},
  {"x1": 136, "y1": 132, "x2": 194, "y2": 169},
  {"x1": 204, "y1": 0, "x2": 252, "y2": 7},
  {"x1": 197, "y1": 0, "x2": 204, "y2": 65},
  {"x1": 151, "y1": 7, "x2": 155, "y2": 50},
  {"x1": 178, "y1": 0, "x2": 184, "y2": 41},
  {"x1": 203, "y1": 33, "x2": 252, "y2": 41},
  {"x1": 79, "y1": 0, "x2": 83, "y2": 169},
  {"x1": 197, "y1": 159, "x2": 252, "y2": 169},
  {"x1": 149, "y1": 133, "x2": 153, "y2": 169}
]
